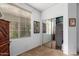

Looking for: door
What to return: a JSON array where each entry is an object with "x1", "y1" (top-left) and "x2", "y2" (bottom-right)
[{"x1": 0, "y1": 19, "x2": 10, "y2": 56}]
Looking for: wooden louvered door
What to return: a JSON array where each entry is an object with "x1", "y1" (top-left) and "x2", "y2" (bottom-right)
[{"x1": 0, "y1": 19, "x2": 10, "y2": 56}]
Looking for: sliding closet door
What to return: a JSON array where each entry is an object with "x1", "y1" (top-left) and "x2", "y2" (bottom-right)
[{"x1": 0, "y1": 19, "x2": 10, "y2": 56}]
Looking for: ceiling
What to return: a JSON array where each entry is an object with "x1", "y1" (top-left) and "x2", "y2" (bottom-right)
[{"x1": 27, "y1": 3, "x2": 57, "y2": 12}]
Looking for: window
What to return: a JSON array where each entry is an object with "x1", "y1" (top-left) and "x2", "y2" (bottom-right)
[
  {"x1": 10, "y1": 21, "x2": 18, "y2": 38},
  {"x1": 0, "y1": 4, "x2": 31, "y2": 39}
]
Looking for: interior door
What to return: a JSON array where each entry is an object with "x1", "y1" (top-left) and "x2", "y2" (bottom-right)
[{"x1": 0, "y1": 19, "x2": 10, "y2": 56}]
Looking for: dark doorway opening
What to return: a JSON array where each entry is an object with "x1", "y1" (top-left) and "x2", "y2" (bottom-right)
[{"x1": 55, "y1": 16, "x2": 63, "y2": 50}]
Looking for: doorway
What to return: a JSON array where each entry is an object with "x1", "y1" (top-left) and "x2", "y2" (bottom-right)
[
  {"x1": 55, "y1": 16, "x2": 63, "y2": 50},
  {"x1": 42, "y1": 16, "x2": 63, "y2": 50}
]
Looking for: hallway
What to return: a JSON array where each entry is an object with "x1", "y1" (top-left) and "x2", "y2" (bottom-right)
[
  {"x1": 18, "y1": 46, "x2": 64, "y2": 56},
  {"x1": 0, "y1": 3, "x2": 78, "y2": 56}
]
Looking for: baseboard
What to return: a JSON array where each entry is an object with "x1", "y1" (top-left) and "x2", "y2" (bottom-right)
[
  {"x1": 17, "y1": 44, "x2": 42, "y2": 56},
  {"x1": 68, "y1": 52, "x2": 77, "y2": 56}
]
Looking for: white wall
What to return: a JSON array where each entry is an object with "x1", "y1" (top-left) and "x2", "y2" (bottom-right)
[
  {"x1": 41, "y1": 3, "x2": 69, "y2": 55},
  {"x1": 41, "y1": 19, "x2": 52, "y2": 44},
  {"x1": 77, "y1": 4, "x2": 79, "y2": 52},
  {"x1": 68, "y1": 3, "x2": 77, "y2": 55},
  {"x1": 8, "y1": 3, "x2": 42, "y2": 56}
]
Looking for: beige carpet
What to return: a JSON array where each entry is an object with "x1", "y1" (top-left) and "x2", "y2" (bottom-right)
[{"x1": 18, "y1": 46, "x2": 65, "y2": 56}]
